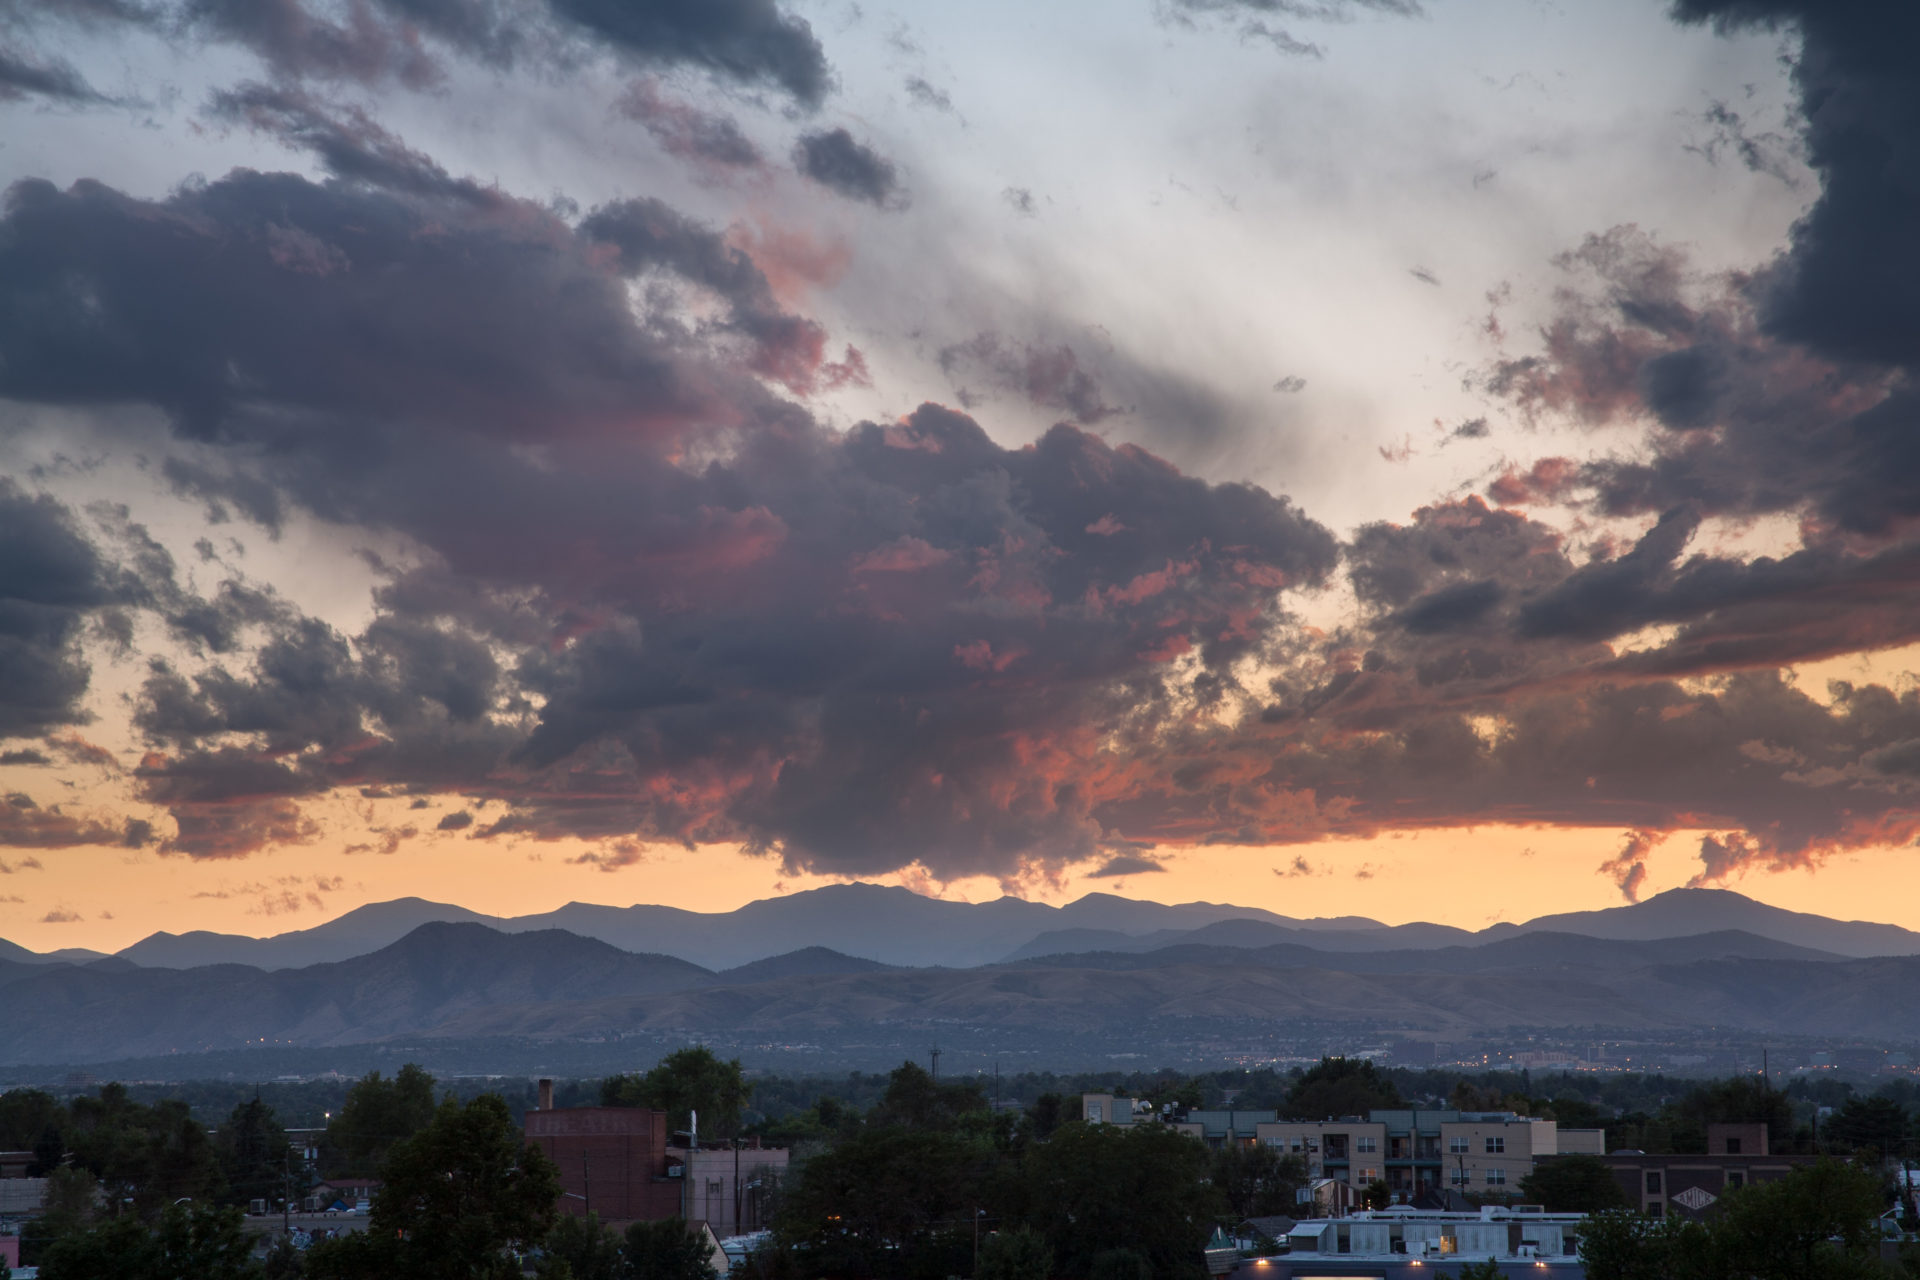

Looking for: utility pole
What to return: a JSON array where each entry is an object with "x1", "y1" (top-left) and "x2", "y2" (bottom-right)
[{"x1": 929, "y1": 1046, "x2": 942, "y2": 1082}]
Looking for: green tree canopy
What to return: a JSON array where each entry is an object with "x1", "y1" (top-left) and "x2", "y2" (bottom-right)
[
  {"x1": 65, "y1": 1085, "x2": 221, "y2": 1218},
  {"x1": 1088, "y1": 1248, "x2": 1150, "y2": 1280},
  {"x1": 1824, "y1": 1095, "x2": 1910, "y2": 1157},
  {"x1": 602, "y1": 1047, "x2": 753, "y2": 1139},
  {"x1": 1579, "y1": 1160, "x2": 1890, "y2": 1280},
  {"x1": 37, "y1": 1202, "x2": 260, "y2": 1280},
  {"x1": 322, "y1": 1064, "x2": 437, "y2": 1177},
  {"x1": 216, "y1": 1097, "x2": 290, "y2": 1208},
  {"x1": 539, "y1": 1212, "x2": 625, "y2": 1280},
  {"x1": 774, "y1": 1127, "x2": 984, "y2": 1279},
  {"x1": 868, "y1": 1062, "x2": 988, "y2": 1134},
  {"x1": 1519, "y1": 1155, "x2": 1629, "y2": 1213},
  {"x1": 977, "y1": 1227, "x2": 1052, "y2": 1280},
  {"x1": 1022, "y1": 1121, "x2": 1224, "y2": 1280},
  {"x1": 1210, "y1": 1142, "x2": 1306, "y2": 1219},
  {"x1": 311, "y1": 1093, "x2": 560, "y2": 1280},
  {"x1": 0, "y1": 1088, "x2": 65, "y2": 1176},
  {"x1": 1671, "y1": 1078, "x2": 1793, "y2": 1153},
  {"x1": 1283, "y1": 1057, "x2": 1402, "y2": 1121}
]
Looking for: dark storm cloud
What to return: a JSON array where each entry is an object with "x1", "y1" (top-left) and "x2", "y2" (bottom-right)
[
  {"x1": 10, "y1": 0, "x2": 828, "y2": 104},
  {"x1": 793, "y1": 128, "x2": 903, "y2": 207},
  {"x1": 0, "y1": 793, "x2": 126, "y2": 849},
  {"x1": 1453, "y1": 0, "x2": 1920, "y2": 889},
  {"x1": 0, "y1": 481, "x2": 125, "y2": 740},
  {"x1": 207, "y1": 83, "x2": 490, "y2": 204},
  {"x1": 1673, "y1": 0, "x2": 1920, "y2": 369},
  {"x1": 548, "y1": 0, "x2": 830, "y2": 107},
  {"x1": 615, "y1": 80, "x2": 766, "y2": 173},
  {"x1": 939, "y1": 333, "x2": 1121, "y2": 424},
  {"x1": 181, "y1": 0, "x2": 443, "y2": 89},
  {"x1": 0, "y1": 146, "x2": 1344, "y2": 876},
  {"x1": 0, "y1": 43, "x2": 116, "y2": 104}
]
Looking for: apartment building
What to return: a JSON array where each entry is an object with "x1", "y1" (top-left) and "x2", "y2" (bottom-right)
[{"x1": 1254, "y1": 1109, "x2": 1604, "y2": 1199}]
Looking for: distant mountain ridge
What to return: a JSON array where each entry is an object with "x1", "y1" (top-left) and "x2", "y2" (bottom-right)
[
  {"x1": 5, "y1": 884, "x2": 1917, "y2": 974},
  {"x1": 0, "y1": 919, "x2": 1913, "y2": 1069}
]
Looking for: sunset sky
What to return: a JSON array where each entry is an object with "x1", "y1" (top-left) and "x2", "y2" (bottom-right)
[{"x1": 2, "y1": 0, "x2": 1917, "y2": 954}]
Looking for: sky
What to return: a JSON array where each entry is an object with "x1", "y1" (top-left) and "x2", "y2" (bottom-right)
[{"x1": 2, "y1": 0, "x2": 1918, "y2": 953}]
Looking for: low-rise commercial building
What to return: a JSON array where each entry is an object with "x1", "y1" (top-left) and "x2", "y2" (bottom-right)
[
  {"x1": 1540, "y1": 1122, "x2": 1808, "y2": 1218},
  {"x1": 1258, "y1": 1205, "x2": 1589, "y2": 1277}
]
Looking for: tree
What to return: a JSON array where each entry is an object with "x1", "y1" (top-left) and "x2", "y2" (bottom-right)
[
  {"x1": 1283, "y1": 1058, "x2": 1401, "y2": 1121},
  {"x1": 1519, "y1": 1155, "x2": 1629, "y2": 1213},
  {"x1": 1088, "y1": 1249, "x2": 1150, "y2": 1280},
  {"x1": 623, "y1": 1217, "x2": 719, "y2": 1280},
  {"x1": 23, "y1": 1165, "x2": 101, "y2": 1263},
  {"x1": 37, "y1": 1202, "x2": 261, "y2": 1280},
  {"x1": 775, "y1": 1127, "x2": 984, "y2": 1278},
  {"x1": 312, "y1": 1093, "x2": 561, "y2": 1280},
  {"x1": 1457, "y1": 1259, "x2": 1503, "y2": 1280},
  {"x1": 1025, "y1": 1093, "x2": 1067, "y2": 1141},
  {"x1": 1671, "y1": 1078, "x2": 1793, "y2": 1154},
  {"x1": 1577, "y1": 1208, "x2": 1714, "y2": 1280},
  {"x1": 0, "y1": 1088, "x2": 66, "y2": 1175},
  {"x1": 1361, "y1": 1179, "x2": 1390, "y2": 1211},
  {"x1": 216, "y1": 1097, "x2": 290, "y2": 1209},
  {"x1": 1022, "y1": 1122, "x2": 1224, "y2": 1280},
  {"x1": 64, "y1": 1085, "x2": 222, "y2": 1219},
  {"x1": 1211, "y1": 1143, "x2": 1306, "y2": 1219},
  {"x1": 1824, "y1": 1095, "x2": 1909, "y2": 1157},
  {"x1": 977, "y1": 1227, "x2": 1052, "y2": 1280},
  {"x1": 323, "y1": 1064, "x2": 437, "y2": 1177},
  {"x1": 868, "y1": 1062, "x2": 989, "y2": 1134},
  {"x1": 1713, "y1": 1159, "x2": 1887, "y2": 1280},
  {"x1": 603, "y1": 1048, "x2": 753, "y2": 1140},
  {"x1": 1579, "y1": 1161, "x2": 1888, "y2": 1280},
  {"x1": 539, "y1": 1212, "x2": 625, "y2": 1280}
]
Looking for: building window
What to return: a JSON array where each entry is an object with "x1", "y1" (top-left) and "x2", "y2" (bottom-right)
[
  {"x1": 1358, "y1": 1167, "x2": 1379, "y2": 1182},
  {"x1": 1724, "y1": 1137, "x2": 1742, "y2": 1154},
  {"x1": 1357, "y1": 1137, "x2": 1378, "y2": 1153},
  {"x1": 1485, "y1": 1137, "x2": 1505, "y2": 1154},
  {"x1": 1646, "y1": 1172, "x2": 1663, "y2": 1195},
  {"x1": 1449, "y1": 1137, "x2": 1470, "y2": 1154},
  {"x1": 1486, "y1": 1169, "x2": 1507, "y2": 1186},
  {"x1": 1726, "y1": 1170, "x2": 1745, "y2": 1189},
  {"x1": 1451, "y1": 1168, "x2": 1470, "y2": 1186}
]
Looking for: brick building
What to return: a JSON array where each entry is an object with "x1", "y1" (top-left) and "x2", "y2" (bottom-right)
[
  {"x1": 524, "y1": 1087, "x2": 682, "y2": 1224},
  {"x1": 523, "y1": 1079, "x2": 788, "y2": 1233},
  {"x1": 1543, "y1": 1121, "x2": 1811, "y2": 1218}
]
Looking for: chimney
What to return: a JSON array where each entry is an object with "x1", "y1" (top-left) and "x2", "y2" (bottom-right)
[{"x1": 538, "y1": 1078, "x2": 554, "y2": 1111}]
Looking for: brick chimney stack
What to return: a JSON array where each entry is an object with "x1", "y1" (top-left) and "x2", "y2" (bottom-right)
[{"x1": 538, "y1": 1078, "x2": 554, "y2": 1111}]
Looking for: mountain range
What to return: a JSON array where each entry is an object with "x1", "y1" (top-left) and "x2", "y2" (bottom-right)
[
  {"x1": 1, "y1": 917, "x2": 1915, "y2": 1069},
  {"x1": 16, "y1": 884, "x2": 1920, "y2": 973},
  {"x1": 3, "y1": 886, "x2": 1916, "y2": 1071}
]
